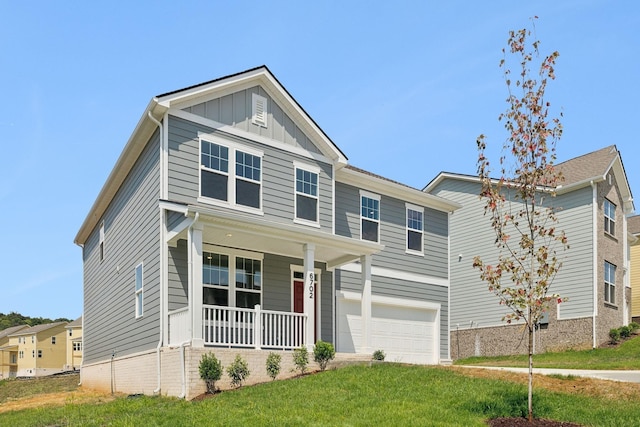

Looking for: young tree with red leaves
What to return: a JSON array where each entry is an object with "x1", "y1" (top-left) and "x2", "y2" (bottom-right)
[{"x1": 473, "y1": 20, "x2": 569, "y2": 422}]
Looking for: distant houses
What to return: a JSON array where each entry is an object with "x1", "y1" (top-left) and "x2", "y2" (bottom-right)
[{"x1": 0, "y1": 317, "x2": 82, "y2": 379}]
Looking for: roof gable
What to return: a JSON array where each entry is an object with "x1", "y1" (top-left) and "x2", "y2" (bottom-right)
[{"x1": 0, "y1": 324, "x2": 29, "y2": 340}]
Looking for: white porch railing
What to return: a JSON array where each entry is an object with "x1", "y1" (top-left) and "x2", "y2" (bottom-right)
[
  {"x1": 168, "y1": 307, "x2": 190, "y2": 345},
  {"x1": 203, "y1": 304, "x2": 307, "y2": 350}
]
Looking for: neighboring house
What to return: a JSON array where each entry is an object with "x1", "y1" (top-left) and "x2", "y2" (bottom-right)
[
  {"x1": 425, "y1": 145, "x2": 634, "y2": 358},
  {"x1": 7, "y1": 322, "x2": 68, "y2": 377},
  {"x1": 65, "y1": 317, "x2": 83, "y2": 371},
  {"x1": 628, "y1": 215, "x2": 640, "y2": 324},
  {"x1": 74, "y1": 66, "x2": 460, "y2": 399},
  {"x1": 0, "y1": 325, "x2": 29, "y2": 379}
]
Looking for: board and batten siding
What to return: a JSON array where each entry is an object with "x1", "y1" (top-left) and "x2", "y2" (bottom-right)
[
  {"x1": 335, "y1": 269, "x2": 449, "y2": 358},
  {"x1": 430, "y1": 178, "x2": 594, "y2": 330},
  {"x1": 334, "y1": 181, "x2": 449, "y2": 278},
  {"x1": 83, "y1": 132, "x2": 161, "y2": 364},
  {"x1": 167, "y1": 116, "x2": 334, "y2": 232},
  {"x1": 183, "y1": 86, "x2": 322, "y2": 155}
]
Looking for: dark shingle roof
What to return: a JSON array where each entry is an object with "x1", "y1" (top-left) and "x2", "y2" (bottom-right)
[{"x1": 556, "y1": 145, "x2": 618, "y2": 186}]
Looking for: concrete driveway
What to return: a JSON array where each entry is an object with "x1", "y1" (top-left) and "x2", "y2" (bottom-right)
[{"x1": 460, "y1": 366, "x2": 640, "y2": 383}]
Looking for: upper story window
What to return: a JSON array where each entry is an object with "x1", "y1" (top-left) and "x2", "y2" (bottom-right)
[
  {"x1": 294, "y1": 163, "x2": 320, "y2": 224},
  {"x1": 73, "y1": 341, "x2": 82, "y2": 352},
  {"x1": 200, "y1": 138, "x2": 263, "y2": 211},
  {"x1": 135, "y1": 263, "x2": 144, "y2": 318},
  {"x1": 68, "y1": 329, "x2": 73, "y2": 337},
  {"x1": 361, "y1": 191, "x2": 380, "y2": 243},
  {"x1": 406, "y1": 204, "x2": 424, "y2": 254},
  {"x1": 203, "y1": 249, "x2": 262, "y2": 309},
  {"x1": 604, "y1": 261, "x2": 616, "y2": 305},
  {"x1": 604, "y1": 199, "x2": 616, "y2": 236},
  {"x1": 51, "y1": 336, "x2": 56, "y2": 345}
]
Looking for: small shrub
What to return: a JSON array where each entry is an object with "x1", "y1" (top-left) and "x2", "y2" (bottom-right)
[
  {"x1": 609, "y1": 328, "x2": 621, "y2": 343},
  {"x1": 293, "y1": 346, "x2": 309, "y2": 374},
  {"x1": 313, "y1": 340, "x2": 336, "y2": 371},
  {"x1": 630, "y1": 322, "x2": 640, "y2": 332},
  {"x1": 372, "y1": 350, "x2": 386, "y2": 361},
  {"x1": 227, "y1": 355, "x2": 250, "y2": 388},
  {"x1": 266, "y1": 352, "x2": 282, "y2": 381},
  {"x1": 199, "y1": 352, "x2": 223, "y2": 394},
  {"x1": 619, "y1": 325, "x2": 631, "y2": 338}
]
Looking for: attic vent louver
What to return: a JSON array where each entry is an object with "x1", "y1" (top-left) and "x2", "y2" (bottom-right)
[{"x1": 252, "y1": 93, "x2": 267, "y2": 128}]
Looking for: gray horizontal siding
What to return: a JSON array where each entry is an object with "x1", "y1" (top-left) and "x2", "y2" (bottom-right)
[
  {"x1": 335, "y1": 268, "x2": 449, "y2": 358},
  {"x1": 168, "y1": 239, "x2": 188, "y2": 311},
  {"x1": 83, "y1": 132, "x2": 161, "y2": 364},
  {"x1": 183, "y1": 86, "x2": 322, "y2": 155},
  {"x1": 335, "y1": 181, "x2": 449, "y2": 278},
  {"x1": 430, "y1": 178, "x2": 594, "y2": 329},
  {"x1": 167, "y1": 116, "x2": 334, "y2": 232}
]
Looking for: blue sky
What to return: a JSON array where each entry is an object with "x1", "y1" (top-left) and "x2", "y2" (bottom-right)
[{"x1": 1, "y1": 1, "x2": 638, "y2": 320}]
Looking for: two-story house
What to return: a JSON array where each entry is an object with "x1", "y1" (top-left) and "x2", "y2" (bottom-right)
[
  {"x1": 8, "y1": 322, "x2": 69, "y2": 377},
  {"x1": 65, "y1": 317, "x2": 83, "y2": 371},
  {"x1": 0, "y1": 325, "x2": 29, "y2": 379},
  {"x1": 425, "y1": 145, "x2": 634, "y2": 358},
  {"x1": 74, "y1": 66, "x2": 460, "y2": 399}
]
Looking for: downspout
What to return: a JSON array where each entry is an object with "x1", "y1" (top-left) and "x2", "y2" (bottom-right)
[
  {"x1": 178, "y1": 340, "x2": 191, "y2": 399},
  {"x1": 591, "y1": 180, "x2": 598, "y2": 348},
  {"x1": 148, "y1": 111, "x2": 164, "y2": 395}
]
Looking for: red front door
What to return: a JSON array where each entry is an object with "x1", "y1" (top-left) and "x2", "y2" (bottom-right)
[{"x1": 293, "y1": 279, "x2": 318, "y2": 342}]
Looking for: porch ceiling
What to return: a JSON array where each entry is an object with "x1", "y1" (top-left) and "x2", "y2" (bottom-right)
[{"x1": 167, "y1": 205, "x2": 383, "y2": 269}]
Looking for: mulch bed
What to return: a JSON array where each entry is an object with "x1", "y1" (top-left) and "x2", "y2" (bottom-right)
[{"x1": 488, "y1": 417, "x2": 582, "y2": 426}]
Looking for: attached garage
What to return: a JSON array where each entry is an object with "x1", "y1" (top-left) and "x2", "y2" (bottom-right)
[{"x1": 336, "y1": 292, "x2": 440, "y2": 364}]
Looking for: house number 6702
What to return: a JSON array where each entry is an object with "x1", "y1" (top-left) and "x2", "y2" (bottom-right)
[{"x1": 308, "y1": 273, "x2": 315, "y2": 299}]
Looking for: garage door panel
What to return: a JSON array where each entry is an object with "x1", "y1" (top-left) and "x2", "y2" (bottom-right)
[{"x1": 338, "y1": 296, "x2": 438, "y2": 364}]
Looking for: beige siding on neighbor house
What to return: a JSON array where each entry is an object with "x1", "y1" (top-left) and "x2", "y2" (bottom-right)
[{"x1": 631, "y1": 243, "x2": 640, "y2": 319}]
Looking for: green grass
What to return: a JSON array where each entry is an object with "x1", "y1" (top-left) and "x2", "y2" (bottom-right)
[
  {"x1": 455, "y1": 334, "x2": 640, "y2": 369},
  {"x1": 0, "y1": 373, "x2": 80, "y2": 403},
  {"x1": 1, "y1": 364, "x2": 639, "y2": 426}
]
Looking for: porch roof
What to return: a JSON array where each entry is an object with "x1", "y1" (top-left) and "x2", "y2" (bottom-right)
[{"x1": 167, "y1": 204, "x2": 384, "y2": 270}]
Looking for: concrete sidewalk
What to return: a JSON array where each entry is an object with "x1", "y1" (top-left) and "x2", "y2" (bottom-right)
[{"x1": 460, "y1": 366, "x2": 640, "y2": 383}]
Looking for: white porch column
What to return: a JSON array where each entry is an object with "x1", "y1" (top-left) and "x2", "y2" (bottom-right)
[
  {"x1": 303, "y1": 243, "x2": 316, "y2": 350},
  {"x1": 361, "y1": 254, "x2": 372, "y2": 354},
  {"x1": 189, "y1": 222, "x2": 204, "y2": 347}
]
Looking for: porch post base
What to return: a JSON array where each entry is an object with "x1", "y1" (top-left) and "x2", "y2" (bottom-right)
[{"x1": 191, "y1": 338, "x2": 205, "y2": 348}]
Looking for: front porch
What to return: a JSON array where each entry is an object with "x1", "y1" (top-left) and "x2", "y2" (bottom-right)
[
  {"x1": 168, "y1": 304, "x2": 307, "y2": 349},
  {"x1": 162, "y1": 202, "x2": 382, "y2": 353}
]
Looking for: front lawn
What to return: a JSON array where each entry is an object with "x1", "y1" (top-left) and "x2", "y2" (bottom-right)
[{"x1": 1, "y1": 364, "x2": 640, "y2": 426}]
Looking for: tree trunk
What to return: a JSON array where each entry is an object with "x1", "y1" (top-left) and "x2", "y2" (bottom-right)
[{"x1": 528, "y1": 322, "x2": 534, "y2": 422}]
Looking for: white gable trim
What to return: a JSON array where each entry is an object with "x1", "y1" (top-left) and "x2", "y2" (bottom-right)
[{"x1": 171, "y1": 109, "x2": 334, "y2": 165}]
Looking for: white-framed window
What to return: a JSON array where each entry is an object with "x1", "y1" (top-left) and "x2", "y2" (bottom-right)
[
  {"x1": 604, "y1": 199, "x2": 616, "y2": 236},
  {"x1": 99, "y1": 222, "x2": 105, "y2": 262},
  {"x1": 32, "y1": 350, "x2": 35, "y2": 358},
  {"x1": 294, "y1": 162, "x2": 320, "y2": 224},
  {"x1": 10, "y1": 354, "x2": 17, "y2": 364},
  {"x1": 406, "y1": 204, "x2": 424, "y2": 254},
  {"x1": 251, "y1": 93, "x2": 268, "y2": 128},
  {"x1": 68, "y1": 329, "x2": 73, "y2": 337},
  {"x1": 51, "y1": 336, "x2": 56, "y2": 345},
  {"x1": 31, "y1": 336, "x2": 35, "y2": 344},
  {"x1": 135, "y1": 262, "x2": 144, "y2": 318},
  {"x1": 19, "y1": 351, "x2": 24, "y2": 359},
  {"x1": 200, "y1": 137, "x2": 263, "y2": 211},
  {"x1": 604, "y1": 261, "x2": 616, "y2": 305},
  {"x1": 37, "y1": 350, "x2": 42, "y2": 358},
  {"x1": 360, "y1": 191, "x2": 380, "y2": 243},
  {"x1": 202, "y1": 247, "x2": 262, "y2": 309},
  {"x1": 73, "y1": 342, "x2": 82, "y2": 352}
]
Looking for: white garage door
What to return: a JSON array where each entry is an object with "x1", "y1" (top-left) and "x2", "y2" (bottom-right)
[{"x1": 337, "y1": 295, "x2": 439, "y2": 364}]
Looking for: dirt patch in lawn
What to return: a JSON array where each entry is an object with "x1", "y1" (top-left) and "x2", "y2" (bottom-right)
[
  {"x1": 0, "y1": 389, "x2": 116, "y2": 414},
  {"x1": 448, "y1": 366, "x2": 640, "y2": 401}
]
